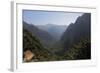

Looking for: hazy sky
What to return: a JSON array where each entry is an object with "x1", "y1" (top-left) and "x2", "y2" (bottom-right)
[{"x1": 23, "y1": 10, "x2": 83, "y2": 26}]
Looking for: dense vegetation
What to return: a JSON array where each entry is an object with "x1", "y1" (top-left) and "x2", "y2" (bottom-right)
[
  {"x1": 23, "y1": 29, "x2": 62, "y2": 62},
  {"x1": 62, "y1": 39, "x2": 91, "y2": 60},
  {"x1": 23, "y1": 13, "x2": 91, "y2": 62},
  {"x1": 23, "y1": 21, "x2": 55, "y2": 48}
]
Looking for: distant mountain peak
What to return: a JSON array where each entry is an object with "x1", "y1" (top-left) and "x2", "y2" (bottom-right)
[
  {"x1": 46, "y1": 23, "x2": 67, "y2": 27},
  {"x1": 46, "y1": 23, "x2": 58, "y2": 26}
]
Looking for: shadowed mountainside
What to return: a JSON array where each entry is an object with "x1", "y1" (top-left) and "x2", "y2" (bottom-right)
[
  {"x1": 23, "y1": 21, "x2": 56, "y2": 48},
  {"x1": 23, "y1": 29, "x2": 60, "y2": 62},
  {"x1": 61, "y1": 13, "x2": 91, "y2": 51},
  {"x1": 55, "y1": 13, "x2": 91, "y2": 59}
]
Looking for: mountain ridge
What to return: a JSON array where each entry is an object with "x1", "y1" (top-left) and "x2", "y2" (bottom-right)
[
  {"x1": 59, "y1": 13, "x2": 91, "y2": 55},
  {"x1": 23, "y1": 21, "x2": 55, "y2": 48},
  {"x1": 37, "y1": 23, "x2": 68, "y2": 40}
]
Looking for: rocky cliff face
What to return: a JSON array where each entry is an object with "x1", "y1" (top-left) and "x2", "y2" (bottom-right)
[{"x1": 60, "y1": 13, "x2": 91, "y2": 51}]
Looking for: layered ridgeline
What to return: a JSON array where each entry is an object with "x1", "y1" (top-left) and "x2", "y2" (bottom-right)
[
  {"x1": 58, "y1": 13, "x2": 91, "y2": 59},
  {"x1": 23, "y1": 29, "x2": 61, "y2": 62},
  {"x1": 37, "y1": 24, "x2": 67, "y2": 40},
  {"x1": 23, "y1": 21, "x2": 55, "y2": 48}
]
